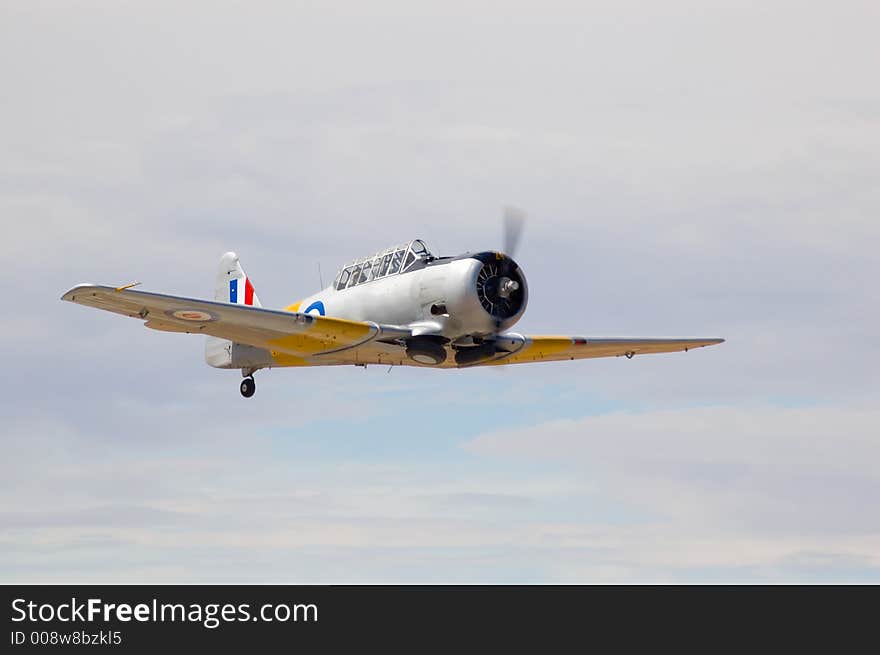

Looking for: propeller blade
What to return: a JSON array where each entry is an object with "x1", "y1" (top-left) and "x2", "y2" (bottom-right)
[{"x1": 502, "y1": 206, "x2": 526, "y2": 257}]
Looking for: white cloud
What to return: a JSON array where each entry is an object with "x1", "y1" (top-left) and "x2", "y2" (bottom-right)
[{"x1": 465, "y1": 405, "x2": 880, "y2": 537}]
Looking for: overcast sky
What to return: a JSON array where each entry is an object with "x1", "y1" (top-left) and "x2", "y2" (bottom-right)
[{"x1": 2, "y1": 1, "x2": 878, "y2": 582}]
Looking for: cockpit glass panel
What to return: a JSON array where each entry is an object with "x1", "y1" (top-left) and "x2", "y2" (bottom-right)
[
  {"x1": 389, "y1": 250, "x2": 404, "y2": 275},
  {"x1": 379, "y1": 253, "x2": 392, "y2": 276},
  {"x1": 335, "y1": 240, "x2": 433, "y2": 288}
]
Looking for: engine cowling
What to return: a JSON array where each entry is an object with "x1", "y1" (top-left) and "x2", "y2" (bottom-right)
[
  {"x1": 414, "y1": 251, "x2": 529, "y2": 341},
  {"x1": 475, "y1": 256, "x2": 527, "y2": 324},
  {"x1": 458, "y1": 251, "x2": 528, "y2": 333}
]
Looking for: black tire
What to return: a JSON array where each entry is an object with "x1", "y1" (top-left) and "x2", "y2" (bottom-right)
[
  {"x1": 240, "y1": 377, "x2": 256, "y2": 398},
  {"x1": 454, "y1": 342, "x2": 497, "y2": 366},
  {"x1": 405, "y1": 339, "x2": 447, "y2": 365}
]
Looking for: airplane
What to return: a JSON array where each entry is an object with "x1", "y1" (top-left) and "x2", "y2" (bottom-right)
[{"x1": 61, "y1": 212, "x2": 723, "y2": 397}]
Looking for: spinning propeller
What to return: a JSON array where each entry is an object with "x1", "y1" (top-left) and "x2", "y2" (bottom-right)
[
  {"x1": 503, "y1": 205, "x2": 526, "y2": 259},
  {"x1": 475, "y1": 206, "x2": 528, "y2": 322},
  {"x1": 460, "y1": 207, "x2": 530, "y2": 366}
]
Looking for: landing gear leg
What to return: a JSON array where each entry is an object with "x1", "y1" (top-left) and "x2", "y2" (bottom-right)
[{"x1": 240, "y1": 376, "x2": 256, "y2": 398}]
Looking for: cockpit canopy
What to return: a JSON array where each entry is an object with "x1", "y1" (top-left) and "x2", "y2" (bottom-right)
[{"x1": 333, "y1": 239, "x2": 434, "y2": 291}]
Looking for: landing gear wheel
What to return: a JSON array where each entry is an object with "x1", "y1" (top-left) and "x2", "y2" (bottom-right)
[
  {"x1": 405, "y1": 339, "x2": 448, "y2": 366},
  {"x1": 454, "y1": 342, "x2": 497, "y2": 366},
  {"x1": 240, "y1": 376, "x2": 256, "y2": 398}
]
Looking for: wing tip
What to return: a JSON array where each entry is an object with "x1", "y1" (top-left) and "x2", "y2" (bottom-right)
[
  {"x1": 692, "y1": 338, "x2": 725, "y2": 348},
  {"x1": 60, "y1": 283, "x2": 103, "y2": 302},
  {"x1": 690, "y1": 338, "x2": 724, "y2": 351}
]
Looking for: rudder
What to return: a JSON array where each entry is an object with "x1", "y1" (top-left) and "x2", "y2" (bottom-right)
[
  {"x1": 206, "y1": 252, "x2": 272, "y2": 370},
  {"x1": 215, "y1": 251, "x2": 262, "y2": 307}
]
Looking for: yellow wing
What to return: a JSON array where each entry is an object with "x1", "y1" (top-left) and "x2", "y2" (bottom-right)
[
  {"x1": 61, "y1": 284, "x2": 410, "y2": 364},
  {"x1": 481, "y1": 335, "x2": 724, "y2": 366},
  {"x1": 62, "y1": 285, "x2": 723, "y2": 369}
]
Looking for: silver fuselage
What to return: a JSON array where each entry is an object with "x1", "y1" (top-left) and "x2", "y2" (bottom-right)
[{"x1": 293, "y1": 253, "x2": 528, "y2": 341}]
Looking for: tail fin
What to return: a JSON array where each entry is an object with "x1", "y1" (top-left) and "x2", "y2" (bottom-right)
[
  {"x1": 206, "y1": 252, "x2": 271, "y2": 370},
  {"x1": 215, "y1": 251, "x2": 262, "y2": 307}
]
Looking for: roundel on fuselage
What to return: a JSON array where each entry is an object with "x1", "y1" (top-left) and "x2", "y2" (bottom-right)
[{"x1": 304, "y1": 301, "x2": 326, "y2": 316}]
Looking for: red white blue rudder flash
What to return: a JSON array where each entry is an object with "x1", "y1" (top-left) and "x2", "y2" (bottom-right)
[
  {"x1": 214, "y1": 252, "x2": 262, "y2": 308},
  {"x1": 205, "y1": 251, "x2": 264, "y2": 370}
]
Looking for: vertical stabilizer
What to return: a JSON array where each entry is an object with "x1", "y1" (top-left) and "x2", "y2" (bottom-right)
[
  {"x1": 215, "y1": 251, "x2": 262, "y2": 307},
  {"x1": 206, "y1": 252, "x2": 271, "y2": 369}
]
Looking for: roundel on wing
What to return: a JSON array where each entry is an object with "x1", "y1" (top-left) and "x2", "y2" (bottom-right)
[
  {"x1": 304, "y1": 301, "x2": 326, "y2": 316},
  {"x1": 167, "y1": 309, "x2": 217, "y2": 322}
]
